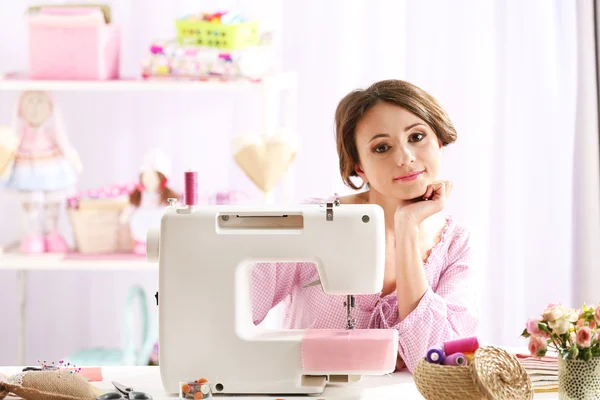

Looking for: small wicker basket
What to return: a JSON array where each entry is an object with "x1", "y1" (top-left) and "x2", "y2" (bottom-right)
[
  {"x1": 68, "y1": 199, "x2": 133, "y2": 254},
  {"x1": 413, "y1": 346, "x2": 533, "y2": 400}
]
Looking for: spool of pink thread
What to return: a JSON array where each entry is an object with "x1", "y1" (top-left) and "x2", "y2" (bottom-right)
[
  {"x1": 184, "y1": 171, "x2": 198, "y2": 206},
  {"x1": 443, "y1": 336, "x2": 479, "y2": 355}
]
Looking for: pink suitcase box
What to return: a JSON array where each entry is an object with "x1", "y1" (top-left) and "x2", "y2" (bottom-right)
[{"x1": 27, "y1": 6, "x2": 120, "y2": 80}]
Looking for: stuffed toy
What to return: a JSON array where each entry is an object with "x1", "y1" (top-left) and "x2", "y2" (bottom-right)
[{"x1": 0, "y1": 91, "x2": 82, "y2": 254}]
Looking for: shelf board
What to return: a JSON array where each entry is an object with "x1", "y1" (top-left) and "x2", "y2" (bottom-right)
[
  {"x1": 0, "y1": 71, "x2": 295, "y2": 92},
  {"x1": 0, "y1": 244, "x2": 156, "y2": 271}
]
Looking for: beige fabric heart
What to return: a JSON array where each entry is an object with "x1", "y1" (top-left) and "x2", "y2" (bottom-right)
[{"x1": 233, "y1": 134, "x2": 296, "y2": 193}]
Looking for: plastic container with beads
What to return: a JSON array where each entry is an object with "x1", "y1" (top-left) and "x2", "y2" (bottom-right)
[
  {"x1": 175, "y1": 19, "x2": 259, "y2": 49},
  {"x1": 413, "y1": 346, "x2": 534, "y2": 400}
]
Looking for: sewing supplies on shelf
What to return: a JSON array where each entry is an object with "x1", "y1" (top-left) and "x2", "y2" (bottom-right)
[
  {"x1": 25, "y1": 5, "x2": 120, "y2": 80},
  {"x1": 67, "y1": 183, "x2": 137, "y2": 254},
  {"x1": 179, "y1": 378, "x2": 212, "y2": 399},
  {"x1": 140, "y1": 39, "x2": 272, "y2": 81},
  {"x1": 414, "y1": 345, "x2": 533, "y2": 400},
  {"x1": 175, "y1": 12, "x2": 259, "y2": 49}
]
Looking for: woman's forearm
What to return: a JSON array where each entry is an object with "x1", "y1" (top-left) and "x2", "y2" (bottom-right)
[{"x1": 395, "y1": 215, "x2": 429, "y2": 320}]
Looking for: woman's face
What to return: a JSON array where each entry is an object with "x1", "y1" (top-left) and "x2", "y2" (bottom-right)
[{"x1": 354, "y1": 102, "x2": 442, "y2": 201}]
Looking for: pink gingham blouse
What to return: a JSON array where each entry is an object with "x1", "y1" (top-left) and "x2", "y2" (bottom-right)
[{"x1": 251, "y1": 196, "x2": 479, "y2": 373}]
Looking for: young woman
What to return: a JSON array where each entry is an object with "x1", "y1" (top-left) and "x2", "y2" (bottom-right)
[{"x1": 252, "y1": 79, "x2": 479, "y2": 372}]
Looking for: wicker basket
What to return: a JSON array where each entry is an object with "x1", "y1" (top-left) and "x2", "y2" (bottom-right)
[
  {"x1": 413, "y1": 346, "x2": 533, "y2": 400},
  {"x1": 68, "y1": 199, "x2": 133, "y2": 254}
]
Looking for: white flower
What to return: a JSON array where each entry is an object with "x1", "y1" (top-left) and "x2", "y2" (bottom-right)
[{"x1": 548, "y1": 317, "x2": 572, "y2": 335}]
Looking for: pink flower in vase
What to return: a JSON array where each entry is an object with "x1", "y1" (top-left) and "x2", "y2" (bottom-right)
[
  {"x1": 566, "y1": 331, "x2": 577, "y2": 348},
  {"x1": 576, "y1": 326, "x2": 593, "y2": 348},
  {"x1": 526, "y1": 318, "x2": 543, "y2": 336},
  {"x1": 577, "y1": 318, "x2": 586, "y2": 328},
  {"x1": 594, "y1": 305, "x2": 600, "y2": 324},
  {"x1": 528, "y1": 336, "x2": 548, "y2": 357}
]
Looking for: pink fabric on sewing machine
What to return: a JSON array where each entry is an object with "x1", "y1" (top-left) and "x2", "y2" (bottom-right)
[
  {"x1": 301, "y1": 329, "x2": 397, "y2": 373},
  {"x1": 251, "y1": 195, "x2": 479, "y2": 374}
]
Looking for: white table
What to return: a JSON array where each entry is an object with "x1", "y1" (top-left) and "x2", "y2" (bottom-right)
[{"x1": 0, "y1": 366, "x2": 558, "y2": 399}]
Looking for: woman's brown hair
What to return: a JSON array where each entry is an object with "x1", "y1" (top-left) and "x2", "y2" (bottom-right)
[
  {"x1": 334, "y1": 79, "x2": 458, "y2": 190},
  {"x1": 129, "y1": 171, "x2": 180, "y2": 207}
]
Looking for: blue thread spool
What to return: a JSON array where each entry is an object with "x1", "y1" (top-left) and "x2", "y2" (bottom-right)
[{"x1": 426, "y1": 347, "x2": 445, "y2": 364}]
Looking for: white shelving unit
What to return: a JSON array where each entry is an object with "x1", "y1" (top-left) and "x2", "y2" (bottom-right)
[
  {"x1": 0, "y1": 71, "x2": 297, "y2": 93},
  {"x1": 0, "y1": 70, "x2": 298, "y2": 365},
  {"x1": 0, "y1": 249, "x2": 155, "y2": 271}
]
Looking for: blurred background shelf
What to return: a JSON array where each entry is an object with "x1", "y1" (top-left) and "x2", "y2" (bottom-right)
[
  {"x1": 0, "y1": 71, "x2": 296, "y2": 92},
  {"x1": 0, "y1": 245, "x2": 155, "y2": 270}
]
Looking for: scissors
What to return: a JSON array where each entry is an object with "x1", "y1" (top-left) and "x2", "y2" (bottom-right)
[{"x1": 96, "y1": 381, "x2": 153, "y2": 400}]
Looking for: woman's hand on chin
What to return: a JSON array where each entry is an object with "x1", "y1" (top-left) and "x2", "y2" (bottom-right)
[{"x1": 395, "y1": 180, "x2": 453, "y2": 226}]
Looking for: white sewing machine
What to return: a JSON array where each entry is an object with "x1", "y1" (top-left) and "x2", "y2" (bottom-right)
[{"x1": 146, "y1": 172, "x2": 399, "y2": 396}]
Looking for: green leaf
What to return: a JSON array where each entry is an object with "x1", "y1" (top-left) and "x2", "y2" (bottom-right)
[
  {"x1": 539, "y1": 322, "x2": 551, "y2": 333},
  {"x1": 583, "y1": 348, "x2": 593, "y2": 361},
  {"x1": 520, "y1": 328, "x2": 531, "y2": 338},
  {"x1": 537, "y1": 348, "x2": 548, "y2": 357}
]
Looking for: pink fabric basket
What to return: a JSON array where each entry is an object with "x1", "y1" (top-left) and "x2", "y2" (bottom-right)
[{"x1": 28, "y1": 10, "x2": 120, "y2": 80}]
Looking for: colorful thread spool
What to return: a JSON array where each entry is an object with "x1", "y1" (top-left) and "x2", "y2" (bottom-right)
[
  {"x1": 184, "y1": 171, "x2": 198, "y2": 206},
  {"x1": 442, "y1": 352, "x2": 467, "y2": 366},
  {"x1": 464, "y1": 352, "x2": 475, "y2": 364},
  {"x1": 426, "y1": 347, "x2": 445, "y2": 364},
  {"x1": 443, "y1": 336, "x2": 479, "y2": 355}
]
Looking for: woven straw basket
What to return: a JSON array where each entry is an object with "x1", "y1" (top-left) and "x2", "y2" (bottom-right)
[
  {"x1": 68, "y1": 199, "x2": 133, "y2": 254},
  {"x1": 413, "y1": 346, "x2": 533, "y2": 400}
]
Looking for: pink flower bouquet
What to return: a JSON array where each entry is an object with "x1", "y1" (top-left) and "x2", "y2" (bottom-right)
[{"x1": 521, "y1": 304, "x2": 600, "y2": 361}]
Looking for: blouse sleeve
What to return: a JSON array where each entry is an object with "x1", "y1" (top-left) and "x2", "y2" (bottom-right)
[
  {"x1": 371, "y1": 226, "x2": 480, "y2": 372},
  {"x1": 251, "y1": 262, "x2": 303, "y2": 325},
  {"x1": 251, "y1": 195, "x2": 336, "y2": 325}
]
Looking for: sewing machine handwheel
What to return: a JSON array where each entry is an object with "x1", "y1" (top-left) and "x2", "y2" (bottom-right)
[{"x1": 146, "y1": 229, "x2": 160, "y2": 263}]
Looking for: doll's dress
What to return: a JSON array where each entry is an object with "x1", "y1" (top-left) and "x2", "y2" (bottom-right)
[
  {"x1": 0, "y1": 123, "x2": 78, "y2": 253},
  {"x1": 129, "y1": 190, "x2": 165, "y2": 254},
  {"x1": 3, "y1": 124, "x2": 78, "y2": 191}
]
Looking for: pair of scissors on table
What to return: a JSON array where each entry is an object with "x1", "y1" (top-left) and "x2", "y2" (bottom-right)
[{"x1": 96, "y1": 381, "x2": 153, "y2": 400}]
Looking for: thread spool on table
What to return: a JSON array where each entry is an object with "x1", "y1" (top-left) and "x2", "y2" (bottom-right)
[
  {"x1": 443, "y1": 336, "x2": 479, "y2": 355},
  {"x1": 442, "y1": 352, "x2": 467, "y2": 366},
  {"x1": 426, "y1": 347, "x2": 445, "y2": 364}
]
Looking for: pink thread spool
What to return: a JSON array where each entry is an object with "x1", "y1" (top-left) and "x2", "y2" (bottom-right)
[
  {"x1": 184, "y1": 171, "x2": 198, "y2": 206},
  {"x1": 443, "y1": 336, "x2": 479, "y2": 355}
]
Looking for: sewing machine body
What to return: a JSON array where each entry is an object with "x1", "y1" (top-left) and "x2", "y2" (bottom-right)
[{"x1": 147, "y1": 202, "x2": 398, "y2": 395}]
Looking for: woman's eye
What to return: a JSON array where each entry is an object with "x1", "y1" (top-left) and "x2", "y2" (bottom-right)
[
  {"x1": 373, "y1": 144, "x2": 389, "y2": 153},
  {"x1": 410, "y1": 132, "x2": 426, "y2": 142}
]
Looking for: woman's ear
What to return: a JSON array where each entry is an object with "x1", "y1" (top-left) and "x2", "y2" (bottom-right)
[{"x1": 355, "y1": 163, "x2": 368, "y2": 184}]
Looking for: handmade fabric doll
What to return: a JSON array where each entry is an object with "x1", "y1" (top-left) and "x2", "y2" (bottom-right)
[
  {"x1": 119, "y1": 149, "x2": 179, "y2": 254},
  {"x1": 0, "y1": 91, "x2": 82, "y2": 254}
]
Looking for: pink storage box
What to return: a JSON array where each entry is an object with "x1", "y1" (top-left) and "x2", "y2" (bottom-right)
[{"x1": 27, "y1": 7, "x2": 120, "y2": 80}]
